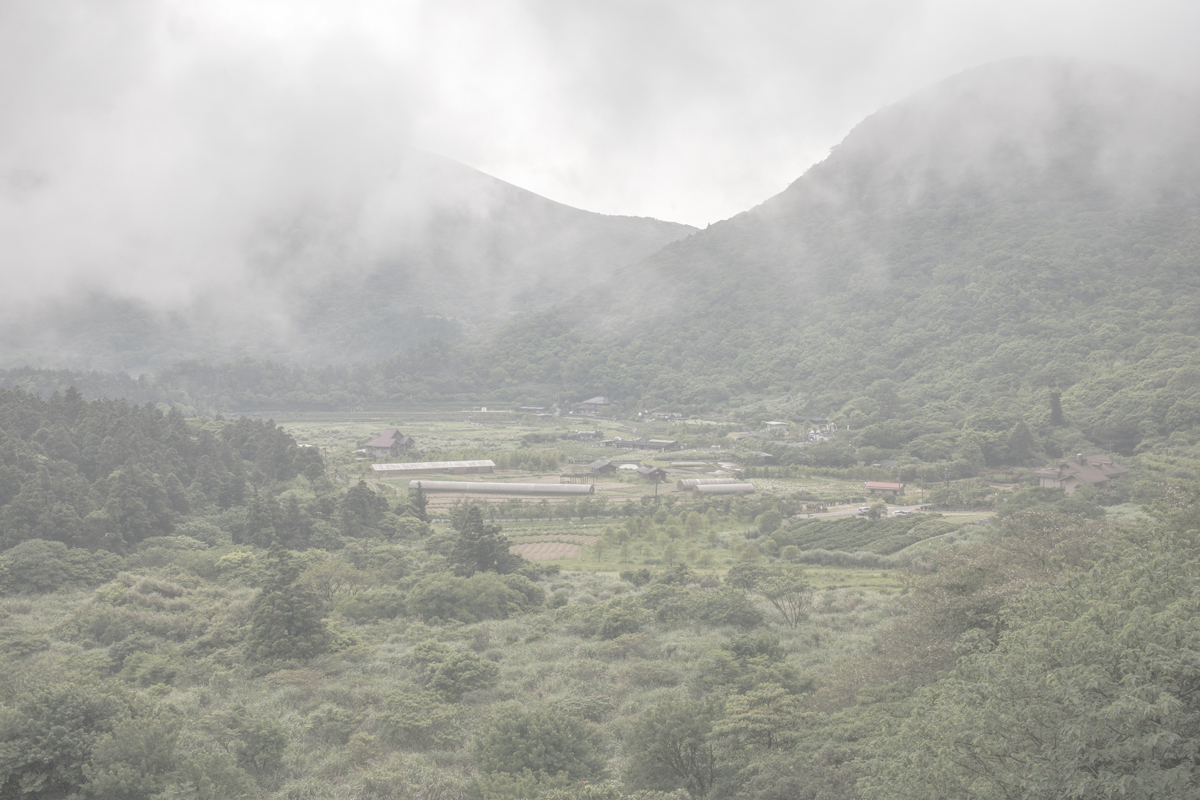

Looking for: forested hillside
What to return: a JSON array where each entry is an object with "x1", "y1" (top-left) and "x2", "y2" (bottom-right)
[
  {"x1": 0, "y1": 387, "x2": 329, "y2": 555},
  {"x1": 4, "y1": 388, "x2": 1200, "y2": 799},
  {"x1": 476, "y1": 59, "x2": 1200, "y2": 454}
]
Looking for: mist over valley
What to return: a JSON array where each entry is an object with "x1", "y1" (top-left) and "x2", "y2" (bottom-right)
[
  {"x1": 1, "y1": 149, "x2": 694, "y2": 370},
  {"x1": 4, "y1": 5, "x2": 1200, "y2": 797}
]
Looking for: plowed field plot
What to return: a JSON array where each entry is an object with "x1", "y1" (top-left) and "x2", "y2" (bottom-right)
[
  {"x1": 508, "y1": 534, "x2": 599, "y2": 544},
  {"x1": 510, "y1": 542, "x2": 582, "y2": 560}
]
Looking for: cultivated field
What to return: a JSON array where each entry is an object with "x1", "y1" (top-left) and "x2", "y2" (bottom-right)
[
  {"x1": 510, "y1": 542, "x2": 583, "y2": 560},
  {"x1": 269, "y1": 408, "x2": 959, "y2": 589}
]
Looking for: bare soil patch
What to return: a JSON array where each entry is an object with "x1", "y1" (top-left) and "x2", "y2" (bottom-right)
[
  {"x1": 508, "y1": 534, "x2": 600, "y2": 544},
  {"x1": 510, "y1": 542, "x2": 582, "y2": 560}
]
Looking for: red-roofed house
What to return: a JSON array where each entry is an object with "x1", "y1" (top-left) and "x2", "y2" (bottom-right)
[
  {"x1": 865, "y1": 481, "x2": 905, "y2": 496},
  {"x1": 363, "y1": 429, "x2": 414, "y2": 458},
  {"x1": 1030, "y1": 454, "x2": 1128, "y2": 495}
]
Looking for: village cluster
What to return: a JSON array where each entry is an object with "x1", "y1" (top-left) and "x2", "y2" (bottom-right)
[{"x1": 353, "y1": 397, "x2": 1129, "y2": 528}]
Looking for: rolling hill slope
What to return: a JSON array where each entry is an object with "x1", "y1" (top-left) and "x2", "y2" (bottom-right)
[{"x1": 471, "y1": 58, "x2": 1200, "y2": 455}]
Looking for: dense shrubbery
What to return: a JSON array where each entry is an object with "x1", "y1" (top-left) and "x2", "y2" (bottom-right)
[
  {"x1": 474, "y1": 705, "x2": 604, "y2": 782},
  {"x1": 0, "y1": 538, "x2": 121, "y2": 594},
  {"x1": 407, "y1": 572, "x2": 542, "y2": 624},
  {"x1": 773, "y1": 514, "x2": 964, "y2": 555},
  {"x1": 1, "y1": 439, "x2": 1195, "y2": 799}
]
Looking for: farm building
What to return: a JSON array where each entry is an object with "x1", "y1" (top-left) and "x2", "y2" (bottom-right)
[
  {"x1": 631, "y1": 439, "x2": 678, "y2": 452},
  {"x1": 588, "y1": 459, "x2": 616, "y2": 474},
  {"x1": 865, "y1": 481, "x2": 905, "y2": 496},
  {"x1": 637, "y1": 466, "x2": 668, "y2": 481},
  {"x1": 363, "y1": 429, "x2": 413, "y2": 458},
  {"x1": 729, "y1": 432, "x2": 769, "y2": 441},
  {"x1": 677, "y1": 477, "x2": 738, "y2": 491},
  {"x1": 1031, "y1": 454, "x2": 1128, "y2": 495},
  {"x1": 371, "y1": 460, "x2": 495, "y2": 475},
  {"x1": 695, "y1": 483, "x2": 755, "y2": 495},
  {"x1": 407, "y1": 480, "x2": 594, "y2": 495},
  {"x1": 463, "y1": 409, "x2": 518, "y2": 424},
  {"x1": 764, "y1": 421, "x2": 789, "y2": 435},
  {"x1": 577, "y1": 396, "x2": 612, "y2": 416}
]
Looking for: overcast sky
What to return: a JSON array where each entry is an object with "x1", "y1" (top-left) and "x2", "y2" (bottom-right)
[{"x1": 3, "y1": 0, "x2": 1199, "y2": 308}]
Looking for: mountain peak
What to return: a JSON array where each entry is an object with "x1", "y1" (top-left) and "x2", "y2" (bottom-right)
[{"x1": 787, "y1": 58, "x2": 1200, "y2": 212}]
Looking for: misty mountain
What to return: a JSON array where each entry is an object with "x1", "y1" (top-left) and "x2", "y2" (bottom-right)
[
  {"x1": 470, "y1": 58, "x2": 1200, "y2": 449},
  {"x1": 7, "y1": 58, "x2": 1200, "y2": 462},
  {"x1": 0, "y1": 150, "x2": 694, "y2": 371}
]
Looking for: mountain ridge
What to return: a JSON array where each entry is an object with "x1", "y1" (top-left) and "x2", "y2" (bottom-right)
[
  {"x1": 6, "y1": 58, "x2": 1200, "y2": 463},
  {"x1": 464, "y1": 58, "x2": 1200, "y2": 456},
  {"x1": 0, "y1": 148, "x2": 696, "y2": 371}
]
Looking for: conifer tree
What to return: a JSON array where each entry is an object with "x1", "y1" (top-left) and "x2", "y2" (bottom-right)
[
  {"x1": 246, "y1": 545, "x2": 330, "y2": 663},
  {"x1": 409, "y1": 481, "x2": 429, "y2": 521},
  {"x1": 448, "y1": 505, "x2": 524, "y2": 577}
]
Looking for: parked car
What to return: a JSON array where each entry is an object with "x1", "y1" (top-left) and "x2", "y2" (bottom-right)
[{"x1": 857, "y1": 506, "x2": 871, "y2": 515}]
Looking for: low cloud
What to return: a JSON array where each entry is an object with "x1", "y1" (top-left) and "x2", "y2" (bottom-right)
[{"x1": 2, "y1": 0, "x2": 1198, "y2": 317}]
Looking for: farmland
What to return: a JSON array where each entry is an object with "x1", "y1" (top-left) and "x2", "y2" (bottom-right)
[
  {"x1": 510, "y1": 541, "x2": 583, "y2": 560},
  {"x1": 269, "y1": 409, "x2": 971, "y2": 588},
  {"x1": 255, "y1": 412, "x2": 974, "y2": 594},
  {"x1": 0, "y1": 391, "x2": 1171, "y2": 800}
]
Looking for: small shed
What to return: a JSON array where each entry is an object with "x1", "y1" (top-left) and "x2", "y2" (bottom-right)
[
  {"x1": 588, "y1": 459, "x2": 616, "y2": 475},
  {"x1": 627, "y1": 439, "x2": 678, "y2": 452},
  {"x1": 637, "y1": 465, "x2": 668, "y2": 482},
  {"x1": 578, "y1": 396, "x2": 612, "y2": 416},
  {"x1": 864, "y1": 481, "x2": 905, "y2": 496}
]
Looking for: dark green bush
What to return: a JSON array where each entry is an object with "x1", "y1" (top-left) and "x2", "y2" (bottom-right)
[
  {"x1": 334, "y1": 588, "x2": 407, "y2": 622},
  {"x1": 0, "y1": 539, "x2": 121, "y2": 594},
  {"x1": 410, "y1": 639, "x2": 500, "y2": 700},
  {"x1": 407, "y1": 571, "x2": 535, "y2": 624},
  {"x1": 474, "y1": 705, "x2": 603, "y2": 781}
]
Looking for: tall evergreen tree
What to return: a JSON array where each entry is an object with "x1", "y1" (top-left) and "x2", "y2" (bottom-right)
[
  {"x1": 448, "y1": 505, "x2": 524, "y2": 577},
  {"x1": 409, "y1": 480, "x2": 429, "y2": 522},
  {"x1": 246, "y1": 546, "x2": 330, "y2": 663},
  {"x1": 1049, "y1": 390, "x2": 1065, "y2": 427}
]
